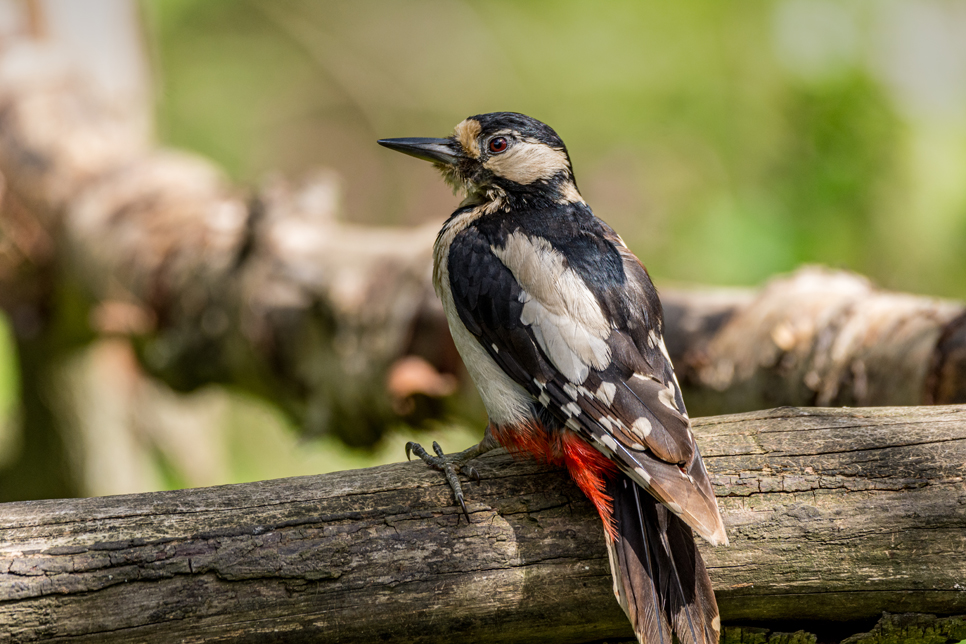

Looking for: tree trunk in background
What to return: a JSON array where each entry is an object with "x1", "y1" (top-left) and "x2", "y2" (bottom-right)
[{"x1": 2, "y1": 405, "x2": 965, "y2": 643}]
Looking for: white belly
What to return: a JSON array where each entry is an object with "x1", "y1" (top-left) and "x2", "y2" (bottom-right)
[{"x1": 434, "y1": 213, "x2": 534, "y2": 426}]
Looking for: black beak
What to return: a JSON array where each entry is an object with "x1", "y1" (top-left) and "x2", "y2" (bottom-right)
[{"x1": 377, "y1": 137, "x2": 462, "y2": 166}]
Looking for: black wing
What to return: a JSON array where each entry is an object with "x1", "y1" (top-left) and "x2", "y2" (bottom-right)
[{"x1": 448, "y1": 216, "x2": 725, "y2": 545}]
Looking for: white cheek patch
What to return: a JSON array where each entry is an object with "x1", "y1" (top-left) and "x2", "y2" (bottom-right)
[
  {"x1": 555, "y1": 180, "x2": 585, "y2": 204},
  {"x1": 483, "y1": 139, "x2": 571, "y2": 184},
  {"x1": 493, "y1": 232, "x2": 612, "y2": 384}
]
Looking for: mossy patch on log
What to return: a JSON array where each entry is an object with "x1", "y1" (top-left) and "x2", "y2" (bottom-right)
[
  {"x1": 841, "y1": 613, "x2": 966, "y2": 644},
  {"x1": 723, "y1": 626, "x2": 817, "y2": 644}
]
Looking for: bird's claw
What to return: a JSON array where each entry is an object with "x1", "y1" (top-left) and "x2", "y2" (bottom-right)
[
  {"x1": 405, "y1": 441, "x2": 418, "y2": 461},
  {"x1": 465, "y1": 464, "x2": 481, "y2": 482},
  {"x1": 405, "y1": 440, "x2": 475, "y2": 523}
]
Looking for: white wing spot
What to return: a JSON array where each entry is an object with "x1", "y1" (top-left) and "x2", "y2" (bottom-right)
[
  {"x1": 596, "y1": 381, "x2": 617, "y2": 405},
  {"x1": 577, "y1": 386, "x2": 592, "y2": 398},
  {"x1": 671, "y1": 372, "x2": 688, "y2": 417},
  {"x1": 564, "y1": 402, "x2": 582, "y2": 417},
  {"x1": 632, "y1": 416, "x2": 652, "y2": 438},
  {"x1": 538, "y1": 391, "x2": 551, "y2": 406},
  {"x1": 563, "y1": 383, "x2": 579, "y2": 400},
  {"x1": 600, "y1": 434, "x2": 618, "y2": 452},
  {"x1": 491, "y1": 343, "x2": 499, "y2": 353},
  {"x1": 598, "y1": 416, "x2": 614, "y2": 431},
  {"x1": 634, "y1": 467, "x2": 652, "y2": 484},
  {"x1": 628, "y1": 442, "x2": 646, "y2": 451},
  {"x1": 647, "y1": 329, "x2": 658, "y2": 349},
  {"x1": 657, "y1": 336, "x2": 673, "y2": 363},
  {"x1": 658, "y1": 387, "x2": 678, "y2": 411},
  {"x1": 565, "y1": 418, "x2": 581, "y2": 431}
]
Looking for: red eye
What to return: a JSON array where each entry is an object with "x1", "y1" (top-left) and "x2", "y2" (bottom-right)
[{"x1": 488, "y1": 137, "x2": 508, "y2": 154}]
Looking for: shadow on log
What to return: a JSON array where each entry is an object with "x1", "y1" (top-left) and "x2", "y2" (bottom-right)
[{"x1": 2, "y1": 405, "x2": 965, "y2": 643}]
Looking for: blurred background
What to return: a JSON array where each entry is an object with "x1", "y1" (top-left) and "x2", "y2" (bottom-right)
[{"x1": 1, "y1": 0, "x2": 965, "y2": 502}]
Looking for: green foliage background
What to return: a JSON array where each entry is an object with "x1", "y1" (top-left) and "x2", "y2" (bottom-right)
[{"x1": 144, "y1": 0, "x2": 966, "y2": 298}]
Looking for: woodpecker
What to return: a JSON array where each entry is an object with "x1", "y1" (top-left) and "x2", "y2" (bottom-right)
[{"x1": 379, "y1": 112, "x2": 727, "y2": 644}]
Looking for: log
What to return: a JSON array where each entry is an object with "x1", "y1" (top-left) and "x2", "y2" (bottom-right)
[
  {"x1": 662, "y1": 269, "x2": 966, "y2": 415},
  {"x1": 2, "y1": 405, "x2": 965, "y2": 643}
]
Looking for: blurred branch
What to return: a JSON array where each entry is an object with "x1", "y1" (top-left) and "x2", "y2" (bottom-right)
[
  {"x1": 662, "y1": 266, "x2": 966, "y2": 416},
  {"x1": 0, "y1": 38, "x2": 445, "y2": 446},
  {"x1": 2, "y1": 405, "x2": 966, "y2": 642}
]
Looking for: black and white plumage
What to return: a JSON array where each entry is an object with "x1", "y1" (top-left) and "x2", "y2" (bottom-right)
[{"x1": 379, "y1": 112, "x2": 727, "y2": 644}]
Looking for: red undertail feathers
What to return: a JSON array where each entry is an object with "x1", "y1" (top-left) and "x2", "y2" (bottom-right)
[{"x1": 492, "y1": 421, "x2": 618, "y2": 540}]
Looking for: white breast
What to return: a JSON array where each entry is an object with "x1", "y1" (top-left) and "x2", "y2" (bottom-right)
[{"x1": 434, "y1": 211, "x2": 534, "y2": 426}]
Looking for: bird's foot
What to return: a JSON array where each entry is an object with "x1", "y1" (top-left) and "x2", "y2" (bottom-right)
[{"x1": 405, "y1": 432, "x2": 499, "y2": 523}]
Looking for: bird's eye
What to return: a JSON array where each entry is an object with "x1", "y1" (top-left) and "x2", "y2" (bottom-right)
[{"x1": 488, "y1": 137, "x2": 508, "y2": 154}]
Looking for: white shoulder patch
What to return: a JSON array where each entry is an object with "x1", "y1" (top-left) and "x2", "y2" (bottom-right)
[{"x1": 493, "y1": 231, "x2": 611, "y2": 384}]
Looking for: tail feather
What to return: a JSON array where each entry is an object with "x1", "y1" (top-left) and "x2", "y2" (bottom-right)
[{"x1": 605, "y1": 472, "x2": 720, "y2": 644}]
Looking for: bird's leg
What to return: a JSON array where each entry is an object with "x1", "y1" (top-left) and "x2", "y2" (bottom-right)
[{"x1": 405, "y1": 426, "x2": 501, "y2": 522}]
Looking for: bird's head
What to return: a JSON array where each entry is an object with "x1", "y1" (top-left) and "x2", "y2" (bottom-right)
[{"x1": 378, "y1": 112, "x2": 583, "y2": 208}]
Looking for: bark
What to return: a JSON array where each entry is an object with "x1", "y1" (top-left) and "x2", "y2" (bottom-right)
[
  {"x1": 661, "y1": 269, "x2": 966, "y2": 415},
  {"x1": 2, "y1": 405, "x2": 965, "y2": 643}
]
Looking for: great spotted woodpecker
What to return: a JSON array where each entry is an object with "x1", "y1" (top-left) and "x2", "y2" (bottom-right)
[{"x1": 379, "y1": 112, "x2": 727, "y2": 644}]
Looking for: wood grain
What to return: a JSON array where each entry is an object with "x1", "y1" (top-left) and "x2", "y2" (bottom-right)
[{"x1": 2, "y1": 405, "x2": 965, "y2": 643}]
